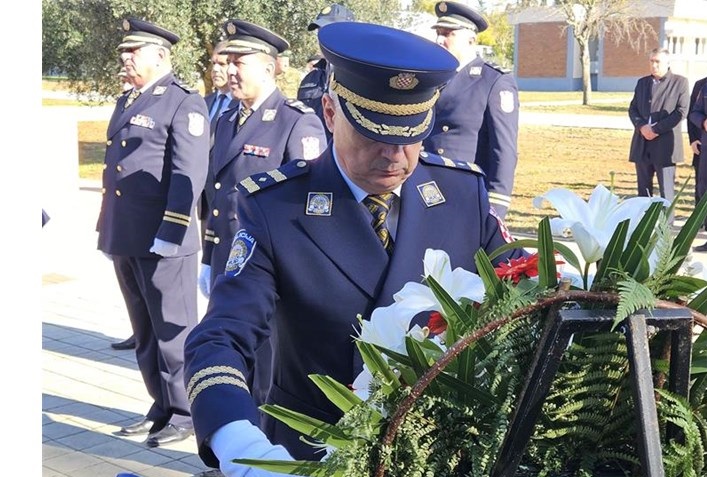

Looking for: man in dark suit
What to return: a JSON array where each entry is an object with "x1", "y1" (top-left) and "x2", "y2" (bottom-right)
[
  {"x1": 690, "y1": 77, "x2": 707, "y2": 251},
  {"x1": 423, "y1": 1, "x2": 519, "y2": 219},
  {"x1": 184, "y1": 21, "x2": 524, "y2": 476},
  {"x1": 628, "y1": 48, "x2": 689, "y2": 207},
  {"x1": 197, "y1": 19, "x2": 327, "y2": 407},
  {"x1": 96, "y1": 18, "x2": 209, "y2": 447}
]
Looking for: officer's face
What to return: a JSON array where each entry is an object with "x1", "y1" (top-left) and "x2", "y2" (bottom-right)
[
  {"x1": 435, "y1": 27, "x2": 474, "y2": 61},
  {"x1": 120, "y1": 45, "x2": 164, "y2": 88},
  {"x1": 226, "y1": 53, "x2": 274, "y2": 105},
  {"x1": 323, "y1": 94, "x2": 421, "y2": 195},
  {"x1": 210, "y1": 52, "x2": 229, "y2": 91}
]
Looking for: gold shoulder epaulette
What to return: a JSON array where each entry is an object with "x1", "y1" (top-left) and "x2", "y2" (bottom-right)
[
  {"x1": 285, "y1": 99, "x2": 315, "y2": 114},
  {"x1": 238, "y1": 160, "x2": 311, "y2": 195},
  {"x1": 418, "y1": 151, "x2": 485, "y2": 176}
]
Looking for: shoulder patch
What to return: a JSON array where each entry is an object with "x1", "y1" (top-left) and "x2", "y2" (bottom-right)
[
  {"x1": 418, "y1": 151, "x2": 485, "y2": 176},
  {"x1": 285, "y1": 99, "x2": 316, "y2": 114},
  {"x1": 238, "y1": 159, "x2": 311, "y2": 195}
]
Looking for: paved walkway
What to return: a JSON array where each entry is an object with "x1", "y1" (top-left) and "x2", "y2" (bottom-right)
[{"x1": 42, "y1": 182, "x2": 214, "y2": 477}]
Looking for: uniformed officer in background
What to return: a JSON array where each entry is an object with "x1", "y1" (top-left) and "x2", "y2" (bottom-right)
[
  {"x1": 184, "y1": 21, "x2": 524, "y2": 476},
  {"x1": 424, "y1": 1, "x2": 520, "y2": 219},
  {"x1": 96, "y1": 18, "x2": 209, "y2": 447},
  {"x1": 296, "y1": 3, "x2": 356, "y2": 142},
  {"x1": 197, "y1": 19, "x2": 327, "y2": 407}
]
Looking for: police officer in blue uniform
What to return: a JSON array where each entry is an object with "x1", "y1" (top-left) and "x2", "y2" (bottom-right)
[
  {"x1": 198, "y1": 20, "x2": 327, "y2": 408},
  {"x1": 184, "y1": 21, "x2": 524, "y2": 476},
  {"x1": 423, "y1": 1, "x2": 520, "y2": 219},
  {"x1": 96, "y1": 18, "x2": 208, "y2": 447},
  {"x1": 296, "y1": 3, "x2": 356, "y2": 142}
]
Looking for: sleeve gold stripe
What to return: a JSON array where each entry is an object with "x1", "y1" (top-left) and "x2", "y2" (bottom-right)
[
  {"x1": 240, "y1": 177, "x2": 259, "y2": 193},
  {"x1": 488, "y1": 192, "x2": 512, "y2": 207},
  {"x1": 204, "y1": 230, "x2": 215, "y2": 237},
  {"x1": 165, "y1": 210, "x2": 192, "y2": 222},
  {"x1": 163, "y1": 216, "x2": 190, "y2": 227},
  {"x1": 186, "y1": 365, "x2": 248, "y2": 397},
  {"x1": 188, "y1": 376, "x2": 250, "y2": 404}
]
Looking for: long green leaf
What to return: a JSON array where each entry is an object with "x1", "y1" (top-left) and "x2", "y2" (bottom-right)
[
  {"x1": 405, "y1": 337, "x2": 440, "y2": 395},
  {"x1": 476, "y1": 248, "x2": 505, "y2": 301},
  {"x1": 426, "y1": 275, "x2": 469, "y2": 340},
  {"x1": 593, "y1": 219, "x2": 629, "y2": 287},
  {"x1": 309, "y1": 374, "x2": 363, "y2": 414},
  {"x1": 434, "y1": 370, "x2": 495, "y2": 406},
  {"x1": 688, "y1": 286, "x2": 707, "y2": 314},
  {"x1": 356, "y1": 341, "x2": 400, "y2": 392},
  {"x1": 260, "y1": 404, "x2": 352, "y2": 448},
  {"x1": 536, "y1": 217, "x2": 557, "y2": 289},
  {"x1": 489, "y1": 239, "x2": 583, "y2": 274},
  {"x1": 620, "y1": 201, "x2": 663, "y2": 276},
  {"x1": 670, "y1": 192, "x2": 707, "y2": 274},
  {"x1": 232, "y1": 458, "x2": 338, "y2": 477}
]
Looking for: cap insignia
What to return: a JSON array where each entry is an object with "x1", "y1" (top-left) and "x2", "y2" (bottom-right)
[
  {"x1": 416, "y1": 181, "x2": 446, "y2": 207},
  {"x1": 321, "y1": 6, "x2": 331, "y2": 14},
  {"x1": 439, "y1": 2, "x2": 448, "y2": 13},
  {"x1": 123, "y1": 19, "x2": 131, "y2": 31},
  {"x1": 306, "y1": 192, "x2": 333, "y2": 216},
  {"x1": 389, "y1": 72, "x2": 419, "y2": 90},
  {"x1": 227, "y1": 22, "x2": 237, "y2": 35}
]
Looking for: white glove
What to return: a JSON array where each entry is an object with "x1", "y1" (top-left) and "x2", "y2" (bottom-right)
[
  {"x1": 150, "y1": 238, "x2": 179, "y2": 257},
  {"x1": 211, "y1": 420, "x2": 299, "y2": 477},
  {"x1": 199, "y1": 264, "x2": 212, "y2": 298}
]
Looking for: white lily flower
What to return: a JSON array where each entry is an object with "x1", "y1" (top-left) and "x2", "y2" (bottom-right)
[
  {"x1": 351, "y1": 365, "x2": 373, "y2": 401},
  {"x1": 533, "y1": 184, "x2": 668, "y2": 264}
]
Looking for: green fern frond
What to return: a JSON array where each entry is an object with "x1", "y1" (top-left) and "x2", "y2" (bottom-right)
[{"x1": 613, "y1": 278, "x2": 657, "y2": 328}]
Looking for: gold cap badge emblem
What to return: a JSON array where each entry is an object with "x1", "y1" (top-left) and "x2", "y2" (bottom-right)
[
  {"x1": 321, "y1": 6, "x2": 331, "y2": 14},
  {"x1": 123, "y1": 19, "x2": 131, "y2": 31},
  {"x1": 439, "y1": 2, "x2": 447, "y2": 13},
  {"x1": 227, "y1": 22, "x2": 237, "y2": 35},
  {"x1": 389, "y1": 72, "x2": 419, "y2": 90}
]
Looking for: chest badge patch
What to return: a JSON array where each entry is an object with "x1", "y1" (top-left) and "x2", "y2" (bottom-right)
[
  {"x1": 225, "y1": 229, "x2": 257, "y2": 276},
  {"x1": 129, "y1": 114, "x2": 156, "y2": 129},
  {"x1": 243, "y1": 144, "x2": 271, "y2": 157},
  {"x1": 305, "y1": 192, "x2": 333, "y2": 216},
  {"x1": 153, "y1": 86, "x2": 167, "y2": 96},
  {"x1": 417, "y1": 181, "x2": 446, "y2": 207},
  {"x1": 262, "y1": 109, "x2": 277, "y2": 121},
  {"x1": 469, "y1": 66, "x2": 482, "y2": 76}
]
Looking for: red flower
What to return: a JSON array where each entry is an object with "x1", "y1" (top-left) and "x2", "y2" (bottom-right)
[
  {"x1": 495, "y1": 253, "x2": 564, "y2": 284},
  {"x1": 427, "y1": 311, "x2": 447, "y2": 335}
]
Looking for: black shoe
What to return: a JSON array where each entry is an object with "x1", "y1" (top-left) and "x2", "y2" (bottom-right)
[
  {"x1": 145, "y1": 423, "x2": 194, "y2": 447},
  {"x1": 694, "y1": 242, "x2": 707, "y2": 252},
  {"x1": 111, "y1": 335, "x2": 136, "y2": 350},
  {"x1": 115, "y1": 418, "x2": 156, "y2": 436}
]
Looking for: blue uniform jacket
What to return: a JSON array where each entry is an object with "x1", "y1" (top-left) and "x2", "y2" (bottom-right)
[
  {"x1": 184, "y1": 148, "x2": 524, "y2": 466},
  {"x1": 423, "y1": 56, "x2": 519, "y2": 218},
  {"x1": 202, "y1": 89, "x2": 326, "y2": 277},
  {"x1": 97, "y1": 73, "x2": 209, "y2": 257},
  {"x1": 688, "y1": 77, "x2": 707, "y2": 165}
]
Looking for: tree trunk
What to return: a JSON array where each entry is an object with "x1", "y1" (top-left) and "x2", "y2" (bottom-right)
[{"x1": 580, "y1": 40, "x2": 592, "y2": 106}]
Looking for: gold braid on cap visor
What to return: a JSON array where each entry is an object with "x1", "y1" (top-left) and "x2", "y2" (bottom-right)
[
  {"x1": 224, "y1": 39, "x2": 272, "y2": 54},
  {"x1": 329, "y1": 74, "x2": 439, "y2": 115},
  {"x1": 435, "y1": 16, "x2": 478, "y2": 31}
]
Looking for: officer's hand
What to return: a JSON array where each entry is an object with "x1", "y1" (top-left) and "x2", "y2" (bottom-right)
[
  {"x1": 198, "y1": 264, "x2": 212, "y2": 298},
  {"x1": 692, "y1": 140, "x2": 702, "y2": 156},
  {"x1": 149, "y1": 238, "x2": 179, "y2": 257},
  {"x1": 211, "y1": 420, "x2": 301, "y2": 477}
]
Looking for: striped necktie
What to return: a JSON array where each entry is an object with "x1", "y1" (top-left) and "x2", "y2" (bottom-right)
[
  {"x1": 124, "y1": 89, "x2": 141, "y2": 109},
  {"x1": 363, "y1": 193, "x2": 395, "y2": 254},
  {"x1": 237, "y1": 107, "x2": 252, "y2": 131}
]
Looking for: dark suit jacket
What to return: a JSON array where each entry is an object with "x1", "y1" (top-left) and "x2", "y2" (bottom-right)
[
  {"x1": 628, "y1": 70, "x2": 689, "y2": 166},
  {"x1": 690, "y1": 81, "x2": 707, "y2": 163},
  {"x1": 202, "y1": 89, "x2": 326, "y2": 279},
  {"x1": 184, "y1": 148, "x2": 524, "y2": 466},
  {"x1": 688, "y1": 77, "x2": 707, "y2": 165},
  {"x1": 97, "y1": 73, "x2": 209, "y2": 257}
]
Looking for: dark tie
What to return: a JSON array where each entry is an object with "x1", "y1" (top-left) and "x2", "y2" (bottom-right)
[
  {"x1": 210, "y1": 94, "x2": 228, "y2": 122},
  {"x1": 237, "y1": 107, "x2": 252, "y2": 131},
  {"x1": 363, "y1": 193, "x2": 395, "y2": 254},
  {"x1": 124, "y1": 89, "x2": 141, "y2": 109}
]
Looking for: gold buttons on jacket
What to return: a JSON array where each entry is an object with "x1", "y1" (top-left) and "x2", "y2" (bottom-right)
[
  {"x1": 106, "y1": 140, "x2": 112, "y2": 146},
  {"x1": 442, "y1": 125, "x2": 449, "y2": 132},
  {"x1": 103, "y1": 164, "x2": 107, "y2": 169},
  {"x1": 213, "y1": 209, "x2": 220, "y2": 217},
  {"x1": 101, "y1": 188, "x2": 106, "y2": 194},
  {"x1": 214, "y1": 182, "x2": 221, "y2": 190},
  {"x1": 115, "y1": 190, "x2": 122, "y2": 196},
  {"x1": 121, "y1": 140, "x2": 127, "y2": 147},
  {"x1": 116, "y1": 165, "x2": 122, "y2": 172},
  {"x1": 214, "y1": 237, "x2": 221, "y2": 244},
  {"x1": 437, "y1": 148, "x2": 444, "y2": 154}
]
